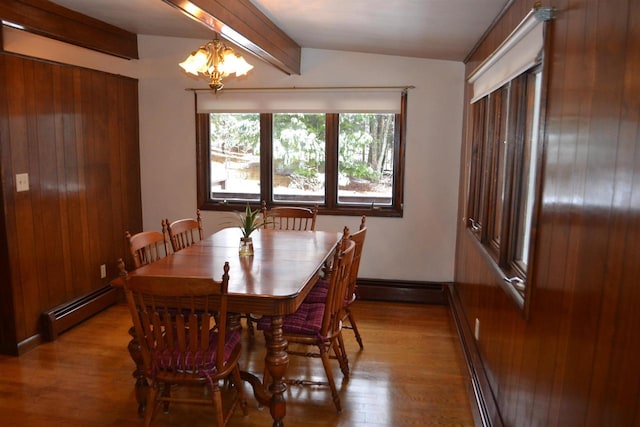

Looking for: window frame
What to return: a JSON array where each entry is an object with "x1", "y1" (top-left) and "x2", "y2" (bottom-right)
[
  {"x1": 196, "y1": 92, "x2": 407, "y2": 217},
  {"x1": 466, "y1": 64, "x2": 545, "y2": 313}
]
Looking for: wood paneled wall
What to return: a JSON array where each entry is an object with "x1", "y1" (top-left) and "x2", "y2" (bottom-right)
[
  {"x1": 0, "y1": 53, "x2": 142, "y2": 355},
  {"x1": 454, "y1": 0, "x2": 640, "y2": 426}
]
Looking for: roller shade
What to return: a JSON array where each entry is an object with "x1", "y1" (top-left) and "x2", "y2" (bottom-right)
[
  {"x1": 468, "y1": 7, "x2": 552, "y2": 103},
  {"x1": 195, "y1": 87, "x2": 405, "y2": 113}
]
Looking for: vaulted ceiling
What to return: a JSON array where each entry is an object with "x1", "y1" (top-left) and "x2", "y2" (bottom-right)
[{"x1": 46, "y1": 0, "x2": 507, "y2": 70}]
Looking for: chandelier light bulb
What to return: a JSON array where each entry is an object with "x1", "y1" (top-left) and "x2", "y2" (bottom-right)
[{"x1": 178, "y1": 36, "x2": 253, "y2": 92}]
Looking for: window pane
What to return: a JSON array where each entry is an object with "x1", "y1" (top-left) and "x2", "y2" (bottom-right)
[
  {"x1": 338, "y1": 113, "x2": 395, "y2": 206},
  {"x1": 514, "y1": 70, "x2": 542, "y2": 269},
  {"x1": 272, "y1": 113, "x2": 325, "y2": 204},
  {"x1": 209, "y1": 113, "x2": 261, "y2": 202},
  {"x1": 487, "y1": 86, "x2": 509, "y2": 250},
  {"x1": 467, "y1": 98, "x2": 488, "y2": 235}
]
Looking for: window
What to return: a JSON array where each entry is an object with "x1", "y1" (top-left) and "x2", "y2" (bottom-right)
[
  {"x1": 196, "y1": 91, "x2": 407, "y2": 216},
  {"x1": 209, "y1": 113, "x2": 261, "y2": 202},
  {"x1": 272, "y1": 113, "x2": 326, "y2": 203},
  {"x1": 510, "y1": 70, "x2": 543, "y2": 273},
  {"x1": 486, "y1": 86, "x2": 509, "y2": 254},
  {"x1": 465, "y1": 6, "x2": 550, "y2": 310},
  {"x1": 338, "y1": 113, "x2": 396, "y2": 206},
  {"x1": 466, "y1": 66, "x2": 543, "y2": 298}
]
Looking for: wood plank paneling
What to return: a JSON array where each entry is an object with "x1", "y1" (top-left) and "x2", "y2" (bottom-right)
[
  {"x1": 0, "y1": 45, "x2": 18, "y2": 353},
  {"x1": 0, "y1": 53, "x2": 141, "y2": 354},
  {"x1": 455, "y1": 0, "x2": 640, "y2": 425}
]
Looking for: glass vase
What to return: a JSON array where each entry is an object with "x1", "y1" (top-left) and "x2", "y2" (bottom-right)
[{"x1": 239, "y1": 237, "x2": 254, "y2": 256}]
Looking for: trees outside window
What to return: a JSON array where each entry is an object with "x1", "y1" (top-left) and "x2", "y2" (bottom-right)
[
  {"x1": 197, "y1": 93, "x2": 406, "y2": 217},
  {"x1": 209, "y1": 113, "x2": 260, "y2": 202},
  {"x1": 272, "y1": 113, "x2": 326, "y2": 203},
  {"x1": 338, "y1": 113, "x2": 395, "y2": 205}
]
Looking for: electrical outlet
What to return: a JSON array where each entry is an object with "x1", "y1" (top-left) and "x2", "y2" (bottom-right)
[
  {"x1": 474, "y1": 318, "x2": 480, "y2": 340},
  {"x1": 16, "y1": 173, "x2": 29, "y2": 192},
  {"x1": 100, "y1": 264, "x2": 107, "y2": 279}
]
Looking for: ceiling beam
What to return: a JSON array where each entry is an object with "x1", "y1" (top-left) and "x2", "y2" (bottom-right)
[
  {"x1": 162, "y1": 0, "x2": 300, "y2": 75},
  {"x1": 0, "y1": 0, "x2": 138, "y2": 59}
]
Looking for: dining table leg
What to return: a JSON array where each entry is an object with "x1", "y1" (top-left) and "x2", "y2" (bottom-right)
[
  {"x1": 265, "y1": 314, "x2": 289, "y2": 426},
  {"x1": 241, "y1": 314, "x2": 290, "y2": 425}
]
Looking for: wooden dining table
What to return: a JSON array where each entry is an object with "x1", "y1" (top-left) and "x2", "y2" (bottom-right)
[{"x1": 113, "y1": 227, "x2": 342, "y2": 427}]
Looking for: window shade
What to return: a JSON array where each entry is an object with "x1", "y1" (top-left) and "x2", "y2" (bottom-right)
[
  {"x1": 467, "y1": 7, "x2": 551, "y2": 103},
  {"x1": 195, "y1": 88, "x2": 405, "y2": 113}
]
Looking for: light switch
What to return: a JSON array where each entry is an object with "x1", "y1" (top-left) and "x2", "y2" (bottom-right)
[{"x1": 16, "y1": 173, "x2": 29, "y2": 192}]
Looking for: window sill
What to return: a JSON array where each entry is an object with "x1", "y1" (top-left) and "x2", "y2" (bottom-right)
[{"x1": 200, "y1": 200, "x2": 402, "y2": 218}]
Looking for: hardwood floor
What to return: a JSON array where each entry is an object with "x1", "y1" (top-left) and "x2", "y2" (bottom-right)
[{"x1": 0, "y1": 301, "x2": 474, "y2": 426}]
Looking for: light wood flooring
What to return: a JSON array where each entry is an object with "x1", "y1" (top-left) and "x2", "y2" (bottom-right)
[{"x1": 0, "y1": 301, "x2": 474, "y2": 426}]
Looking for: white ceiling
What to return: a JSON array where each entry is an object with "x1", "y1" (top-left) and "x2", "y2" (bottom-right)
[{"x1": 48, "y1": 0, "x2": 507, "y2": 62}]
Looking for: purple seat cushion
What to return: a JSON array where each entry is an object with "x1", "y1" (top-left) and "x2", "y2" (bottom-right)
[
  {"x1": 314, "y1": 278, "x2": 330, "y2": 290},
  {"x1": 151, "y1": 329, "x2": 241, "y2": 375},
  {"x1": 303, "y1": 278, "x2": 351, "y2": 305},
  {"x1": 303, "y1": 279, "x2": 329, "y2": 304},
  {"x1": 257, "y1": 302, "x2": 325, "y2": 335}
]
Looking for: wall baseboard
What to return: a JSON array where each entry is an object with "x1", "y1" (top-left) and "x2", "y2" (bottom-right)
[
  {"x1": 40, "y1": 285, "x2": 120, "y2": 342},
  {"x1": 15, "y1": 334, "x2": 42, "y2": 356},
  {"x1": 357, "y1": 278, "x2": 448, "y2": 304},
  {"x1": 446, "y1": 284, "x2": 502, "y2": 427}
]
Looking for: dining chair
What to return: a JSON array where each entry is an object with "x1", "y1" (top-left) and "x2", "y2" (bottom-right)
[
  {"x1": 261, "y1": 200, "x2": 318, "y2": 231},
  {"x1": 123, "y1": 262, "x2": 248, "y2": 427},
  {"x1": 125, "y1": 229, "x2": 170, "y2": 269},
  {"x1": 165, "y1": 209, "x2": 204, "y2": 252},
  {"x1": 242, "y1": 201, "x2": 319, "y2": 335},
  {"x1": 304, "y1": 216, "x2": 367, "y2": 349},
  {"x1": 257, "y1": 228, "x2": 356, "y2": 414}
]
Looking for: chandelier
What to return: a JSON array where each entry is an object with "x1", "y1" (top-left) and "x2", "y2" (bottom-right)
[{"x1": 179, "y1": 36, "x2": 253, "y2": 92}]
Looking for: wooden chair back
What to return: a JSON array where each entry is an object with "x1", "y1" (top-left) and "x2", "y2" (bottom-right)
[
  {"x1": 346, "y1": 216, "x2": 367, "y2": 304},
  {"x1": 126, "y1": 230, "x2": 170, "y2": 269},
  {"x1": 124, "y1": 266, "x2": 231, "y2": 380},
  {"x1": 321, "y1": 229, "x2": 356, "y2": 338},
  {"x1": 165, "y1": 209, "x2": 203, "y2": 252},
  {"x1": 261, "y1": 201, "x2": 318, "y2": 231}
]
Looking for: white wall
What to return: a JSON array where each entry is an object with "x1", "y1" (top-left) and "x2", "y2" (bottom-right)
[
  {"x1": 139, "y1": 36, "x2": 464, "y2": 281},
  {"x1": 136, "y1": 35, "x2": 464, "y2": 282},
  {"x1": 7, "y1": 28, "x2": 464, "y2": 283}
]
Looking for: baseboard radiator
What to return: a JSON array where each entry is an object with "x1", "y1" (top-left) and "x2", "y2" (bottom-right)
[
  {"x1": 41, "y1": 285, "x2": 120, "y2": 341},
  {"x1": 357, "y1": 278, "x2": 447, "y2": 305}
]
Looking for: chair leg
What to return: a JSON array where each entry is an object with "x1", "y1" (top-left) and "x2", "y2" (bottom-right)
[
  {"x1": 144, "y1": 385, "x2": 158, "y2": 427},
  {"x1": 209, "y1": 385, "x2": 225, "y2": 427},
  {"x1": 231, "y1": 366, "x2": 249, "y2": 416},
  {"x1": 246, "y1": 313, "x2": 255, "y2": 336},
  {"x1": 161, "y1": 383, "x2": 171, "y2": 413},
  {"x1": 334, "y1": 332, "x2": 350, "y2": 379},
  {"x1": 347, "y1": 309, "x2": 364, "y2": 349},
  {"x1": 319, "y1": 344, "x2": 342, "y2": 414}
]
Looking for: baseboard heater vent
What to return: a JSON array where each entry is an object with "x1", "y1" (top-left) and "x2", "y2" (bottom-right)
[{"x1": 41, "y1": 285, "x2": 120, "y2": 341}]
